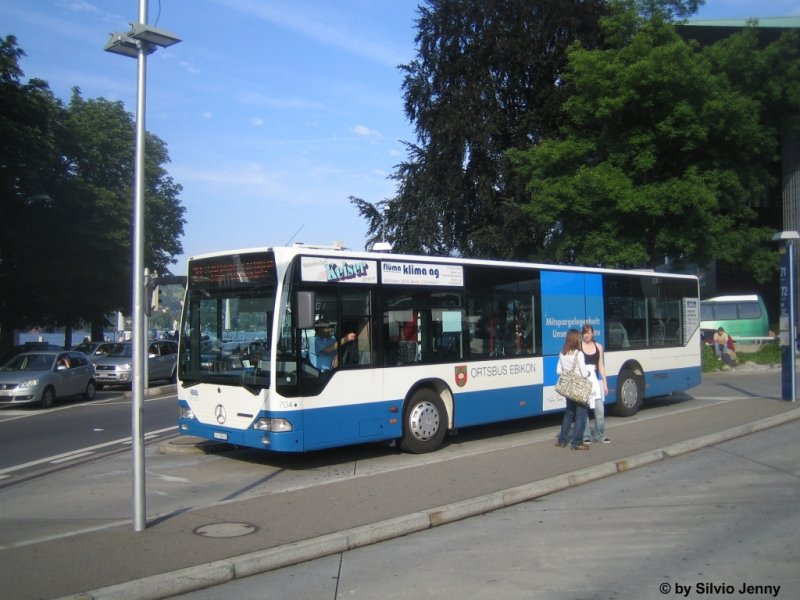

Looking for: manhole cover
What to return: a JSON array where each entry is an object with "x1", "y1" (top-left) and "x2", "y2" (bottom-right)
[{"x1": 193, "y1": 522, "x2": 258, "y2": 538}]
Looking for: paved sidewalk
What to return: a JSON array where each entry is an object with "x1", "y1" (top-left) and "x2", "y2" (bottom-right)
[
  {"x1": 1, "y1": 375, "x2": 798, "y2": 600},
  {"x1": 173, "y1": 418, "x2": 800, "y2": 600}
]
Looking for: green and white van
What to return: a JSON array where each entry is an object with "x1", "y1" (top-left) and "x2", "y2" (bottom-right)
[{"x1": 700, "y1": 294, "x2": 770, "y2": 342}]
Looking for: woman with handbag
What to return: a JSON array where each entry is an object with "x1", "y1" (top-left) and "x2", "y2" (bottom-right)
[{"x1": 555, "y1": 329, "x2": 591, "y2": 450}]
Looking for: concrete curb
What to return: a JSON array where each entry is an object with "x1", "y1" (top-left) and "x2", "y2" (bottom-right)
[
  {"x1": 157, "y1": 436, "x2": 228, "y2": 456},
  {"x1": 57, "y1": 408, "x2": 800, "y2": 600},
  {"x1": 120, "y1": 383, "x2": 176, "y2": 400}
]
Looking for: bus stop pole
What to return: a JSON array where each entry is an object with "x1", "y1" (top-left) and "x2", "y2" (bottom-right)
[{"x1": 774, "y1": 231, "x2": 799, "y2": 402}]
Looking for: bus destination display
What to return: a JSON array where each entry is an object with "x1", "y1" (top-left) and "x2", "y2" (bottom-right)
[{"x1": 190, "y1": 253, "x2": 276, "y2": 288}]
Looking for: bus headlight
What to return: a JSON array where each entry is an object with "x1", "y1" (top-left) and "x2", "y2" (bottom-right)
[
  {"x1": 179, "y1": 405, "x2": 195, "y2": 420},
  {"x1": 253, "y1": 418, "x2": 293, "y2": 432}
]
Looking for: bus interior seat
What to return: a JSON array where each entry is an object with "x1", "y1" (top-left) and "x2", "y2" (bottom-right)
[{"x1": 608, "y1": 321, "x2": 630, "y2": 348}]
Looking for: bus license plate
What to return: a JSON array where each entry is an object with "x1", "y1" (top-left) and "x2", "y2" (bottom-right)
[{"x1": 213, "y1": 431, "x2": 228, "y2": 441}]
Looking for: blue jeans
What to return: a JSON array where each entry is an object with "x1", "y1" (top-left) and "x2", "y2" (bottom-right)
[
  {"x1": 558, "y1": 400, "x2": 589, "y2": 448},
  {"x1": 584, "y1": 395, "x2": 606, "y2": 441}
]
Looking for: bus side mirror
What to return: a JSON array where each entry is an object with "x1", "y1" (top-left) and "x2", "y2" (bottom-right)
[{"x1": 296, "y1": 291, "x2": 316, "y2": 330}]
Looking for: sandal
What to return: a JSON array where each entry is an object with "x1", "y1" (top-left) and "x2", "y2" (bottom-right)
[
  {"x1": 571, "y1": 443, "x2": 590, "y2": 451},
  {"x1": 554, "y1": 441, "x2": 567, "y2": 448}
]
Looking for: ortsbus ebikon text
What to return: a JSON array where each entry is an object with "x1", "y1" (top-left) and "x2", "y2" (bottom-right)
[{"x1": 177, "y1": 244, "x2": 700, "y2": 453}]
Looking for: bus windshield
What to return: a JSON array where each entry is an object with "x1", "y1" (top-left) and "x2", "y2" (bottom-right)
[{"x1": 180, "y1": 288, "x2": 275, "y2": 389}]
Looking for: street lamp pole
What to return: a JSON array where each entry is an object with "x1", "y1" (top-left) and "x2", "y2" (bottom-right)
[
  {"x1": 130, "y1": 0, "x2": 148, "y2": 533},
  {"x1": 104, "y1": 0, "x2": 181, "y2": 532}
]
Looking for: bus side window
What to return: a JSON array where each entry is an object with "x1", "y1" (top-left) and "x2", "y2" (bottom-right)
[
  {"x1": 384, "y1": 309, "x2": 417, "y2": 366},
  {"x1": 464, "y1": 265, "x2": 538, "y2": 359},
  {"x1": 339, "y1": 319, "x2": 361, "y2": 366},
  {"x1": 338, "y1": 289, "x2": 373, "y2": 368},
  {"x1": 398, "y1": 318, "x2": 419, "y2": 364},
  {"x1": 433, "y1": 309, "x2": 464, "y2": 362},
  {"x1": 607, "y1": 321, "x2": 629, "y2": 349},
  {"x1": 664, "y1": 318, "x2": 680, "y2": 344},
  {"x1": 355, "y1": 319, "x2": 372, "y2": 365}
]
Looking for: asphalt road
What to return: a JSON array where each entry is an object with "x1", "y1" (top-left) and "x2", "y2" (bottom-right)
[{"x1": 0, "y1": 386, "x2": 177, "y2": 474}]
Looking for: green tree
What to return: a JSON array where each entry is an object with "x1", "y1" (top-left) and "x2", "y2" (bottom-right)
[
  {"x1": 509, "y1": 13, "x2": 787, "y2": 279},
  {"x1": 43, "y1": 91, "x2": 136, "y2": 343},
  {"x1": 374, "y1": 0, "x2": 608, "y2": 258},
  {"x1": 0, "y1": 37, "x2": 186, "y2": 350},
  {"x1": 700, "y1": 23, "x2": 800, "y2": 284},
  {"x1": 0, "y1": 35, "x2": 66, "y2": 350},
  {"x1": 349, "y1": 196, "x2": 389, "y2": 251},
  {"x1": 143, "y1": 132, "x2": 185, "y2": 275},
  {"x1": 50, "y1": 90, "x2": 186, "y2": 342}
]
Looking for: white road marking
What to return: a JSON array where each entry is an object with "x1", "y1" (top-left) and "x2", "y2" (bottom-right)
[{"x1": 50, "y1": 451, "x2": 95, "y2": 464}]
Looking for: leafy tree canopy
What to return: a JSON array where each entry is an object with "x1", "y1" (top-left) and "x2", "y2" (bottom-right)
[
  {"x1": 0, "y1": 35, "x2": 186, "y2": 349},
  {"x1": 353, "y1": 0, "x2": 711, "y2": 259},
  {"x1": 509, "y1": 10, "x2": 797, "y2": 282},
  {"x1": 353, "y1": 0, "x2": 609, "y2": 258}
]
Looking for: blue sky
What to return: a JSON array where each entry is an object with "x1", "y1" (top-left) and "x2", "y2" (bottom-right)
[{"x1": 2, "y1": 1, "x2": 799, "y2": 274}]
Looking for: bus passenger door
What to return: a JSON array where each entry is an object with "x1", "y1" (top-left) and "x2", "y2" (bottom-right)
[
  {"x1": 540, "y1": 271, "x2": 604, "y2": 410},
  {"x1": 540, "y1": 271, "x2": 604, "y2": 356}
]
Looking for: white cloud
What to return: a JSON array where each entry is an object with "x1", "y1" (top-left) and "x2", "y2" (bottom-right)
[
  {"x1": 178, "y1": 60, "x2": 200, "y2": 75},
  {"x1": 252, "y1": 117, "x2": 264, "y2": 127},
  {"x1": 353, "y1": 124, "x2": 381, "y2": 139},
  {"x1": 62, "y1": 1, "x2": 102, "y2": 16}
]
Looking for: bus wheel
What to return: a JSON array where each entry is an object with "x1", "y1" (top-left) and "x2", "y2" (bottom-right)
[
  {"x1": 400, "y1": 389, "x2": 447, "y2": 454},
  {"x1": 612, "y1": 367, "x2": 642, "y2": 417}
]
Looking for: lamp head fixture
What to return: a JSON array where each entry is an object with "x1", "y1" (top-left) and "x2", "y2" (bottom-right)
[
  {"x1": 772, "y1": 231, "x2": 800, "y2": 242},
  {"x1": 104, "y1": 22, "x2": 181, "y2": 58},
  {"x1": 104, "y1": 32, "x2": 146, "y2": 58},
  {"x1": 128, "y1": 22, "x2": 182, "y2": 48}
]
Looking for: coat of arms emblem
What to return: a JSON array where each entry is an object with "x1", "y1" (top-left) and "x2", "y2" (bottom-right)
[{"x1": 454, "y1": 365, "x2": 468, "y2": 388}]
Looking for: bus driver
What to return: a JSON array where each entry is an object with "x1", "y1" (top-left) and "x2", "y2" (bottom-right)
[{"x1": 313, "y1": 322, "x2": 356, "y2": 371}]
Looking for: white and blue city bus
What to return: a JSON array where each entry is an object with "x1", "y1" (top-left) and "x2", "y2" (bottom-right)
[{"x1": 177, "y1": 244, "x2": 701, "y2": 453}]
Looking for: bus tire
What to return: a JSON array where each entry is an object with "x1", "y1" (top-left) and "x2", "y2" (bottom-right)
[
  {"x1": 612, "y1": 367, "x2": 642, "y2": 417},
  {"x1": 399, "y1": 388, "x2": 447, "y2": 454}
]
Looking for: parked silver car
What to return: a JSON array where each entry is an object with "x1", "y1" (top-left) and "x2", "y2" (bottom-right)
[
  {"x1": 93, "y1": 340, "x2": 178, "y2": 389},
  {"x1": 0, "y1": 351, "x2": 97, "y2": 408}
]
